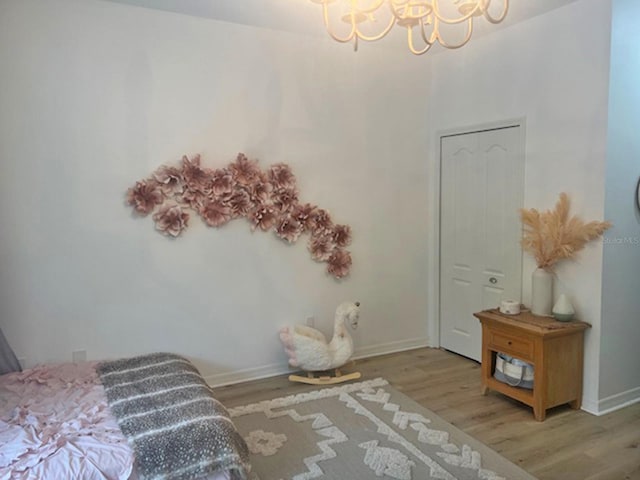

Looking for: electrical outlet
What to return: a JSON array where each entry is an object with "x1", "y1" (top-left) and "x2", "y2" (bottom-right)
[
  {"x1": 306, "y1": 316, "x2": 315, "y2": 327},
  {"x1": 72, "y1": 350, "x2": 87, "y2": 363}
]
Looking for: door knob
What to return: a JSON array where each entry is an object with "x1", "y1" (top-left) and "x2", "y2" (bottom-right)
[{"x1": 489, "y1": 277, "x2": 498, "y2": 284}]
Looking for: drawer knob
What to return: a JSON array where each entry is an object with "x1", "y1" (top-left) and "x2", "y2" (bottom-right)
[
  {"x1": 508, "y1": 341, "x2": 512, "y2": 345},
  {"x1": 490, "y1": 277, "x2": 498, "y2": 284}
]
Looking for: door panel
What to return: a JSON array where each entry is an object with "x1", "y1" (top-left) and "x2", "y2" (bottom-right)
[{"x1": 439, "y1": 126, "x2": 524, "y2": 361}]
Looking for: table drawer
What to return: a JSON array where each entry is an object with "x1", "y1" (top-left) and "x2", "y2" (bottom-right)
[{"x1": 488, "y1": 330, "x2": 534, "y2": 361}]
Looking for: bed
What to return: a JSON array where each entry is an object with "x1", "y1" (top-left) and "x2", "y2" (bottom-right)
[{"x1": 0, "y1": 353, "x2": 252, "y2": 480}]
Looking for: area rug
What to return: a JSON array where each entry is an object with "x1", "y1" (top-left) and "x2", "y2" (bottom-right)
[{"x1": 229, "y1": 378, "x2": 536, "y2": 480}]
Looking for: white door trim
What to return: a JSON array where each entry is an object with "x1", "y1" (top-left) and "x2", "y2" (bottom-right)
[{"x1": 427, "y1": 117, "x2": 527, "y2": 350}]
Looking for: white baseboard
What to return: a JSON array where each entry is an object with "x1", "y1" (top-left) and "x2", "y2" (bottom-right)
[
  {"x1": 593, "y1": 386, "x2": 640, "y2": 415},
  {"x1": 580, "y1": 398, "x2": 599, "y2": 416},
  {"x1": 581, "y1": 386, "x2": 640, "y2": 416},
  {"x1": 204, "y1": 337, "x2": 430, "y2": 388},
  {"x1": 352, "y1": 337, "x2": 430, "y2": 361},
  {"x1": 205, "y1": 363, "x2": 291, "y2": 388}
]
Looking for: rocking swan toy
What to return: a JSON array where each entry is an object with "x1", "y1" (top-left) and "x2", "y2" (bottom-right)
[{"x1": 279, "y1": 301, "x2": 361, "y2": 385}]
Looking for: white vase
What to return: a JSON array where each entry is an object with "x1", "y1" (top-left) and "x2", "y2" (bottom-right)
[
  {"x1": 531, "y1": 267, "x2": 553, "y2": 316},
  {"x1": 552, "y1": 294, "x2": 575, "y2": 322}
]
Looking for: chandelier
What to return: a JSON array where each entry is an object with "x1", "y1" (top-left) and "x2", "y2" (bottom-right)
[{"x1": 310, "y1": 0, "x2": 509, "y2": 55}]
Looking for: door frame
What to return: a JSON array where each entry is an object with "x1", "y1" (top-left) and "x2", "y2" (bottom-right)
[{"x1": 427, "y1": 117, "x2": 527, "y2": 350}]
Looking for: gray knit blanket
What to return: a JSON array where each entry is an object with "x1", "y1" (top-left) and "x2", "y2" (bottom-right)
[{"x1": 97, "y1": 353, "x2": 252, "y2": 480}]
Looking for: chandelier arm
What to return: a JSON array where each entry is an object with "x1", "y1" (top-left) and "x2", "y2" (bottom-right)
[
  {"x1": 483, "y1": 0, "x2": 509, "y2": 24},
  {"x1": 409, "y1": 26, "x2": 434, "y2": 55},
  {"x1": 432, "y1": 0, "x2": 479, "y2": 24},
  {"x1": 358, "y1": 0, "x2": 387, "y2": 15},
  {"x1": 322, "y1": 1, "x2": 357, "y2": 44},
  {"x1": 355, "y1": 14, "x2": 396, "y2": 42},
  {"x1": 389, "y1": 0, "x2": 433, "y2": 22},
  {"x1": 418, "y1": 20, "x2": 435, "y2": 47},
  {"x1": 435, "y1": 17, "x2": 474, "y2": 49}
]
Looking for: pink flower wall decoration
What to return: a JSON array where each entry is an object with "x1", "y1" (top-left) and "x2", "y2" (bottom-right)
[
  {"x1": 200, "y1": 199, "x2": 232, "y2": 227},
  {"x1": 327, "y1": 250, "x2": 352, "y2": 279},
  {"x1": 153, "y1": 204, "x2": 189, "y2": 237},
  {"x1": 210, "y1": 169, "x2": 233, "y2": 197},
  {"x1": 126, "y1": 153, "x2": 353, "y2": 279},
  {"x1": 268, "y1": 163, "x2": 296, "y2": 190},
  {"x1": 331, "y1": 224, "x2": 352, "y2": 248},
  {"x1": 308, "y1": 234, "x2": 335, "y2": 262},
  {"x1": 275, "y1": 217, "x2": 303, "y2": 244},
  {"x1": 247, "y1": 177, "x2": 272, "y2": 204},
  {"x1": 250, "y1": 205, "x2": 278, "y2": 232},
  {"x1": 181, "y1": 155, "x2": 212, "y2": 193},
  {"x1": 310, "y1": 208, "x2": 333, "y2": 235},
  {"x1": 126, "y1": 180, "x2": 164, "y2": 216},
  {"x1": 291, "y1": 203, "x2": 318, "y2": 232},
  {"x1": 153, "y1": 165, "x2": 183, "y2": 195},
  {"x1": 227, "y1": 190, "x2": 252, "y2": 218},
  {"x1": 230, "y1": 154, "x2": 261, "y2": 186},
  {"x1": 272, "y1": 188, "x2": 299, "y2": 213}
]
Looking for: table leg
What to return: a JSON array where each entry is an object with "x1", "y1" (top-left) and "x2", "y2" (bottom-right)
[
  {"x1": 480, "y1": 328, "x2": 494, "y2": 396},
  {"x1": 532, "y1": 337, "x2": 547, "y2": 421},
  {"x1": 533, "y1": 405, "x2": 546, "y2": 422}
]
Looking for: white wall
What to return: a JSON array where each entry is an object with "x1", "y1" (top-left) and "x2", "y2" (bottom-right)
[
  {"x1": 0, "y1": 0, "x2": 431, "y2": 383},
  {"x1": 425, "y1": 0, "x2": 612, "y2": 411},
  {"x1": 599, "y1": 0, "x2": 640, "y2": 411},
  {"x1": 2, "y1": 0, "x2": 631, "y2": 414}
]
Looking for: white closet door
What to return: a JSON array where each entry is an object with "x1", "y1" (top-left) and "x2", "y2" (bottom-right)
[{"x1": 439, "y1": 126, "x2": 524, "y2": 361}]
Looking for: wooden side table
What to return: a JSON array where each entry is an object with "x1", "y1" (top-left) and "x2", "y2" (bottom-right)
[{"x1": 474, "y1": 309, "x2": 590, "y2": 421}]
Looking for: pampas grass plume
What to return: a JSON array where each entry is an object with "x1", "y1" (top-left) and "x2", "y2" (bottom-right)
[{"x1": 520, "y1": 193, "x2": 611, "y2": 270}]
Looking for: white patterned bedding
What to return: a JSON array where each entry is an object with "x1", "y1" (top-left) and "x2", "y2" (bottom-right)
[{"x1": 0, "y1": 360, "x2": 241, "y2": 480}]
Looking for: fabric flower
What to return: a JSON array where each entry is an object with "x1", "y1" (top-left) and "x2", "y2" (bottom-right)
[
  {"x1": 126, "y1": 180, "x2": 164, "y2": 216},
  {"x1": 268, "y1": 163, "x2": 296, "y2": 190},
  {"x1": 153, "y1": 203, "x2": 189, "y2": 237},
  {"x1": 181, "y1": 154, "x2": 212, "y2": 193},
  {"x1": 249, "y1": 205, "x2": 278, "y2": 232},
  {"x1": 200, "y1": 199, "x2": 232, "y2": 227},
  {"x1": 247, "y1": 175, "x2": 273, "y2": 204},
  {"x1": 308, "y1": 234, "x2": 336, "y2": 261},
  {"x1": 275, "y1": 217, "x2": 303, "y2": 243},
  {"x1": 327, "y1": 249, "x2": 352, "y2": 279},
  {"x1": 291, "y1": 203, "x2": 318, "y2": 231},
  {"x1": 272, "y1": 188, "x2": 299, "y2": 213},
  {"x1": 310, "y1": 208, "x2": 333, "y2": 235},
  {"x1": 211, "y1": 168, "x2": 234, "y2": 198},
  {"x1": 228, "y1": 189, "x2": 253, "y2": 218},
  {"x1": 330, "y1": 224, "x2": 352, "y2": 248},
  {"x1": 152, "y1": 165, "x2": 183, "y2": 195},
  {"x1": 229, "y1": 153, "x2": 261, "y2": 186},
  {"x1": 180, "y1": 188, "x2": 210, "y2": 211}
]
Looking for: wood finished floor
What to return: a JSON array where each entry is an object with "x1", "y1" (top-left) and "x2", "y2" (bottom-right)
[{"x1": 215, "y1": 347, "x2": 640, "y2": 480}]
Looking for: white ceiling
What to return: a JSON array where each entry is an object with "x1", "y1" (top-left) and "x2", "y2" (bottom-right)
[{"x1": 102, "y1": 0, "x2": 582, "y2": 39}]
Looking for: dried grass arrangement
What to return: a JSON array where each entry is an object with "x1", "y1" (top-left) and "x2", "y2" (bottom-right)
[{"x1": 520, "y1": 193, "x2": 611, "y2": 270}]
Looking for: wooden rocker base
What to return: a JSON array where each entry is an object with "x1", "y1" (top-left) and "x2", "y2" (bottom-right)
[{"x1": 288, "y1": 369, "x2": 362, "y2": 385}]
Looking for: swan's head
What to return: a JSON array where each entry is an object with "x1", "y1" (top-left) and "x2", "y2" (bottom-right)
[{"x1": 336, "y1": 301, "x2": 360, "y2": 330}]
